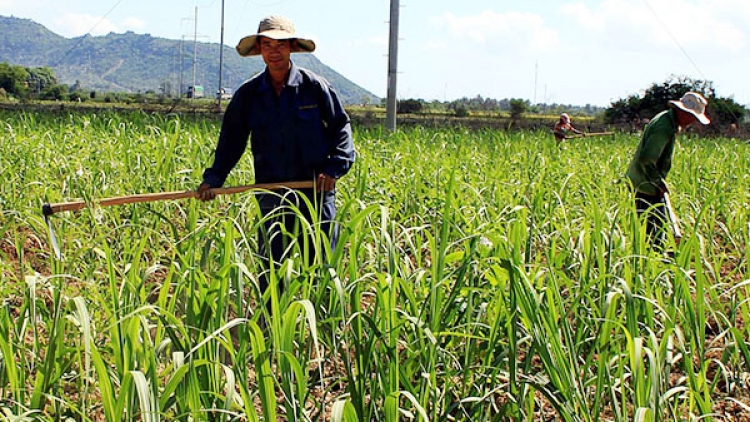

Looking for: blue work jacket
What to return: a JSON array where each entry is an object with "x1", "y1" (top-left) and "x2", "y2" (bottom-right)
[{"x1": 202, "y1": 62, "x2": 355, "y2": 190}]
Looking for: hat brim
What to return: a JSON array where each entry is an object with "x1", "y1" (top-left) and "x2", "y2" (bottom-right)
[
  {"x1": 236, "y1": 33, "x2": 316, "y2": 56},
  {"x1": 669, "y1": 100, "x2": 710, "y2": 125}
]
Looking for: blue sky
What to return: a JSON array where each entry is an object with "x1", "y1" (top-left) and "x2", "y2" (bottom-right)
[{"x1": 1, "y1": 0, "x2": 748, "y2": 107}]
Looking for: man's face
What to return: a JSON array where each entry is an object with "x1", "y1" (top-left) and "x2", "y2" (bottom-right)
[
  {"x1": 259, "y1": 37, "x2": 291, "y2": 73},
  {"x1": 675, "y1": 108, "x2": 698, "y2": 128}
]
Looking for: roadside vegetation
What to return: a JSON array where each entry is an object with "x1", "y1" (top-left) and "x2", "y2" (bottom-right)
[
  {"x1": 1, "y1": 108, "x2": 749, "y2": 421},
  {"x1": 3, "y1": 61, "x2": 746, "y2": 136}
]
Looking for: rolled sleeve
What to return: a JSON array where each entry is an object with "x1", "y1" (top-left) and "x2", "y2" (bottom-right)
[
  {"x1": 319, "y1": 80, "x2": 355, "y2": 178},
  {"x1": 202, "y1": 96, "x2": 251, "y2": 187}
]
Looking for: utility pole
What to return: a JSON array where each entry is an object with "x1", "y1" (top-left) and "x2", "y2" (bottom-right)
[
  {"x1": 179, "y1": 36, "x2": 184, "y2": 97},
  {"x1": 179, "y1": 13, "x2": 195, "y2": 98},
  {"x1": 534, "y1": 60, "x2": 538, "y2": 105},
  {"x1": 216, "y1": 0, "x2": 225, "y2": 111},
  {"x1": 192, "y1": 6, "x2": 198, "y2": 99},
  {"x1": 385, "y1": 0, "x2": 400, "y2": 132}
]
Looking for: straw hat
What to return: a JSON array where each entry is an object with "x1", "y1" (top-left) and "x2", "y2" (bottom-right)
[
  {"x1": 236, "y1": 15, "x2": 316, "y2": 57},
  {"x1": 560, "y1": 113, "x2": 571, "y2": 123},
  {"x1": 669, "y1": 92, "x2": 710, "y2": 125}
]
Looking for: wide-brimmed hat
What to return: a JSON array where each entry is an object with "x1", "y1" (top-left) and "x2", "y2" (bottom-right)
[
  {"x1": 236, "y1": 15, "x2": 316, "y2": 57},
  {"x1": 669, "y1": 92, "x2": 710, "y2": 125}
]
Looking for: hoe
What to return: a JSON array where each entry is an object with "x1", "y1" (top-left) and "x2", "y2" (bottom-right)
[
  {"x1": 663, "y1": 191, "x2": 682, "y2": 245},
  {"x1": 42, "y1": 180, "x2": 315, "y2": 258}
]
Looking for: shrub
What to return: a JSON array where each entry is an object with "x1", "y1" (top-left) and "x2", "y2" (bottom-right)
[
  {"x1": 454, "y1": 105, "x2": 469, "y2": 117},
  {"x1": 397, "y1": 98, "x2": 424, "y2": 114}
]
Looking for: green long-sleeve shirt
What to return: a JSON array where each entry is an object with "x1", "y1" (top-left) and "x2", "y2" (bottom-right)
[{"x1": 626, "y1": 109, "x2": 677, "y2": 195}]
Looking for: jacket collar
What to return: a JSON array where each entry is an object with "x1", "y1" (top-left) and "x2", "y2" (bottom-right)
[
  {"x1": 667, "y1": 108, "x2": 678, "y2": 131},
  {"x1": 259, "y1": 61, "x2": 302, "y2": 92}
]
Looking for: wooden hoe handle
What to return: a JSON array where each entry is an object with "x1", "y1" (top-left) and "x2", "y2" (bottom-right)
[
  {"x1": 42, "y1": 180, "x2": 315, "y2": 216},
  {"x1": 565, "y1": 131, "x2": 615, "y2": 139}
]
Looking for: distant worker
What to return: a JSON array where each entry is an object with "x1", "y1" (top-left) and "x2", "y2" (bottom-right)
[
  {"x1": 553, "y1": 113, "x2": 584, "y2": 142},
  {"x1": 196, "y1": 15, "x2": 356, "y2": 305},
  {"x1": 625, "y1": 92, "x2": 710, "y2": 248},
  {"x1": 728, "y1": 123, "x2": 738, "y2": 138}
]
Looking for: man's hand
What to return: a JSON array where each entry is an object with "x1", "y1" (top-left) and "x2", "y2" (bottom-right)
[
  {"x1": 658, "y1": 181, "x2": 670, "y2": 195},
  {"x1": 196, "y1": 182, "x2": 216, "y2": 201},
  {"x1": 316, "y1": 173, "x2": 337, "y2": 192}
]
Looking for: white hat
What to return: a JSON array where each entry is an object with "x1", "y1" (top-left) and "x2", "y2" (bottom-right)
[
  {"x1": 236, "y1": 15, "x2": 316, "y2": 57},
  {"x1": 560, "y1": 113, "x2": 570, "y2": 123},
  {"x1": 669, "y1": 92, "x2": 710, "y2": 125}
]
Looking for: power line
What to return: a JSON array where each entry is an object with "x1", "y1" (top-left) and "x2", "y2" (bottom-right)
[
  {"x1": 83, "y1": 0, "x2": 129, "y2": 39},
  {"x1": 641, "y1": 0, "x2": 742, "y2": 124},
  {"x1": 52, "y1": 0, "x2": 128, "y2": 67},
  {"x1": 641, "y1": 0, "x2": 705, "y2": 79}
]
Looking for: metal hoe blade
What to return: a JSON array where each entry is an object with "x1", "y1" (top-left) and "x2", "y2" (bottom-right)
[{"x1": 44, "y1": 214, "x2": 62, "y2": 260}]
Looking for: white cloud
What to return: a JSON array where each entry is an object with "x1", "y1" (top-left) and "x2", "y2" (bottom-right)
[
  {"x1": 51, "y1": 13, "x2": 147, "y2": 37},
  {"x1": 644, "y1": 0, "x2": 744, "y2": 51},
  {"x1": 333, "y1": 34, "x2": 387, "y2": 49},
  {"x1": 561, "y1": 0, "x2": 745, "y2": 52},
  {"x1": 0, "y1": 0, "x2": 47, "y2": 17},
  {"x1": 560, "y1": 2, "x2": 602, "y2": 30},
  {"x1": 367, "y1": 34, "x2": 388, "y2": 48},
  {"x1": 120, "y1": 17, "x2": 146, "y2": 32},
  {"x1": 53, "y1": 13, "x2": 118, "y2": 37},
  {"x1": 422, "y1": 39, "x2": 449, "y2": 53},
  {"x1": 0, "y1": 0, "x2": 26, "y2": 9},
  {"x1": 548, "y1": 0, "x2": 750, "y2": 103},
  {"x1": 431, "y1": 10, "x2": 560, "y2": 53}
]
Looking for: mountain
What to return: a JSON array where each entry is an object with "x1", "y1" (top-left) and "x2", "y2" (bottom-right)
[{"x1": 0, "y1": 15, "x2": 379, "y2": 105}]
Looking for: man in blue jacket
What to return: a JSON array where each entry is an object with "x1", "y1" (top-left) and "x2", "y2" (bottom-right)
[{"x1": 197, "y1": 15, "x2": 355, "y2": 296}]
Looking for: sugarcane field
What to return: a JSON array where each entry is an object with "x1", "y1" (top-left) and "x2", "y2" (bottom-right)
[{"x1": 1, "y1": 104, "x2": 749, "y2": 421}]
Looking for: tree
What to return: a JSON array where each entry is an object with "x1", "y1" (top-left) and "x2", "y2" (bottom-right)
[
  {"x1": 39, "y1": 84, "x2": 69, "y2": 101},
  {"x1": 0, "y1": 62, "x2": 29, "y2": 95},
  {"x1": 26, "y1": 66, "x2": 57, "y2": 94},
  {"x1": 397, "y1": 98, "x2": 424, "y2": 114},
  {"x1": 709, "y1": 96, "x2": 746, "y2": 128},
  {"x1": 603, "y1": 95, "x2": 640, "y2": 123},
  {"x1": 604, "y1": 75, "x2": 746, "y2": 131},
  {"x1": 453, "y1": 105, "x2": 469, "y2": 117},
  {"x1": 509, "y1": 98, "x2": 528, "y2": 120}
]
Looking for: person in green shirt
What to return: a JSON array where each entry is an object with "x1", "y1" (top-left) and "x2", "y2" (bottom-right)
[{"x1": 625, "y1": 91, "x2": 710, "y2": 247}]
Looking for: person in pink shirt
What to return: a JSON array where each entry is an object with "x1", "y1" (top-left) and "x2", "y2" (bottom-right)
[{"x1": 553, "y1": 113, "x2": 584, "y2": 142}]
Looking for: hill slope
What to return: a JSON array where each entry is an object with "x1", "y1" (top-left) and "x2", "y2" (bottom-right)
[{"x1": 0, "y1": 15, "x2": 379, "y2": 105}]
